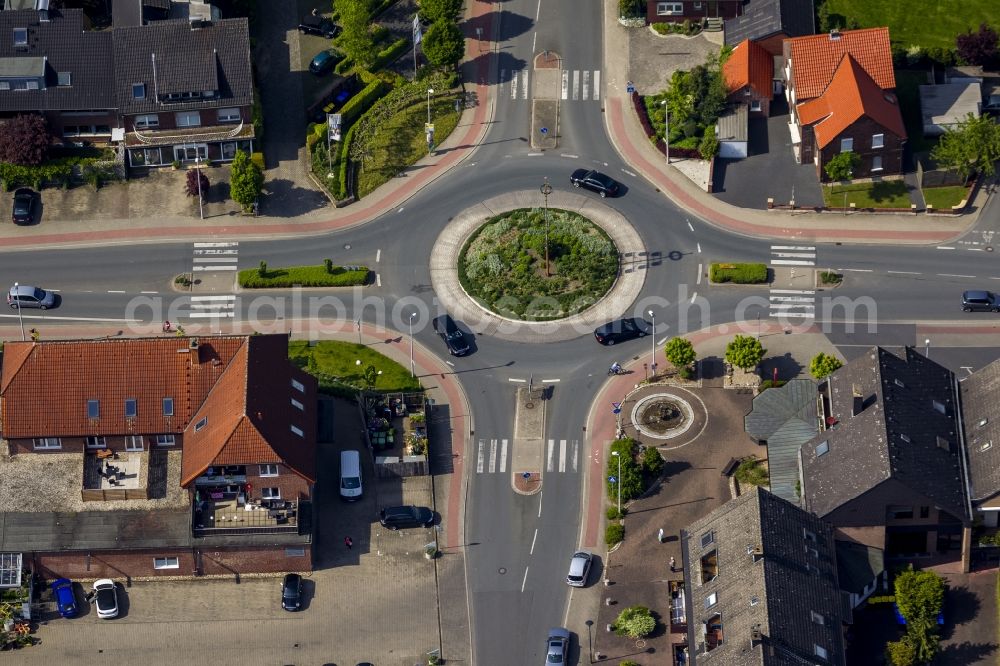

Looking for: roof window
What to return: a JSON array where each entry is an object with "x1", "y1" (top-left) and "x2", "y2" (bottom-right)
[
  {"x1": 816, "y1": 440, "x2": 830, "y2": 456},
  {"x1": 125, "y1": 399, "x2": 137, "y2": 418},
  {"x1": 132, "y1": 83, "x2": 146, "y2": 99},
  {"x1": 195, "y1": 416, "x2": 208, "y2": 431},
  {"x1": 13, "y1": 28, "x2": 27, "y2": 47},
  {"x1": 163, "y1": 397, "x2": 174, "y2": 416},
  {"x1": 899, "y1": 433, "x2": 910, "y2": 443},
  {"x1": 57, "y1": 72, "x2": 71, "y2": 86},
  {"x1": 978, "y1": 417, "x2": 989, "y2": 429},
  {"x1": 87, "y1": 399, "x2": 100, "y2": 419},
  {"x1": 700, "y1": 530, "x2": 715, "y2": 548}
]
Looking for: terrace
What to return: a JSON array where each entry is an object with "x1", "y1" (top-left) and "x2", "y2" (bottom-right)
[{"x1": 193, "y1": 497, "x2": 303, "y2": 536}]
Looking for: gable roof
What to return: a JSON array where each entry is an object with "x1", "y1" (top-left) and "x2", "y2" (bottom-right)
[
  {"x1": 795, "y1": 54, "x2": 906, "y2": 148},
  {"x1": 959, "y1": 357, "x2": 1000, "y2": 504},
  {"x1": 682, "y1": 487, "x2": 847, "y2": 666},
  {"x1": 725, "y1": 0, "x2": 816, "y2": 46},
  {"x1": 724, "y1": 39, "x2": 775, "y2": 98},
  {"x1": 112, "y1": 17, "x2": 252, "y2": 115},
  {"x1": 745, "y1": 379, "x2": 818, "y2": 504},
  {"x1": 0, "y1": 8, "x2": 115, "y2": 112},
  {"x1": 800, "y1": 347, "x2": 969, "y2": 522},
  {"x1": 787, "y1": 27, "x2": 896, "y2": 100}
]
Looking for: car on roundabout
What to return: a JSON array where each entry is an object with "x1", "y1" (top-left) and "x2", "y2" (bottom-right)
[
  {"x1": 570, "y1": 169, "x2": 619, "y2": 198},
  {"x1": 593, "y1": 318, "x2": 652, "y2": 345}
]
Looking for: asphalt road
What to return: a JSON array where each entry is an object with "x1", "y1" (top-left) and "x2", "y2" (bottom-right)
[{"x1": 2, "y1": 1, "x2": 1000, "y2": 663}]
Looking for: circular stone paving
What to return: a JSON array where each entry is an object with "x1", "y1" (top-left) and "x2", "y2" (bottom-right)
[
  {"x1": 631, "y1": 392, "x2": 696, "y2": 441},
  {"x1": 429, "y1": 190, "x2": 647, "y2": 343}
]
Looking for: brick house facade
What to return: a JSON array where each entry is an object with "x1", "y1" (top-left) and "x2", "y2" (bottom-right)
[{"x1": 647, "y1": 0, "x2": 743, "y2": 24}]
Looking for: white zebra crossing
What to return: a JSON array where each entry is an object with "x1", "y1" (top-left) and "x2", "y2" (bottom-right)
[
  {"x1": 545, "y1": 439, "x2": 580, "y2": 474},
  {"x1": 769, "y1": 245, "x2": 816, "y2": 319},
  {"x1": 188, "y1": 294, "x2": 236, "y2": 319},
  {"x1": 503, "y1": 69, "x2": 601, "y2": 101},
  {"x1": 193, "y1": 241, "x2": 239, "y2": 272},
  {"x1": 474, "y1": 439, "x2": 580, "y2": 474}
]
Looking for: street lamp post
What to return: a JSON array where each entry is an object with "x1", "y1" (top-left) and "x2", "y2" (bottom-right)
[
  {"x1": 409, "y1": 312, "x2": 417, "y2": 377},
  {"x1": 648, "y1": 309, "x2": 656, "y2": 377},
  {"x1": 540, "y1": 178, "x2": 553, "y2": 276},
  {"x1": 611, "y1": 450, "x2": 622, "y2": 516},
  {"x1": 13, "y1": 281, "x2": 24, "y2": 341},
  {"x1": 924, "y1": 338, "x2": 931, "y2": 358},
  {"x1": 425, "y1": 88, "x2": 435, "y2": 153},
  {"x1": 195, "y1": 152, "x2": 204, "y2": 220},
  {"x1": 660, "y1": 100, "x2": 670, "y2": 165},
  {"x1": 426, "y1": 88, "x2": 434, "y2": 126}
]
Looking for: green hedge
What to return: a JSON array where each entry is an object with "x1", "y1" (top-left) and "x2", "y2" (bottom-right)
[
  {"x1": 338, "y1": 122, "x2": 359, "y2": 199},
  {"x1": 605, "y1": 523, "x2": 624, "y2": 547},
  {"x1": 339, "y1": 78, "x2": 390, "y2": 126},
  {"x1": 334, "y1": 56, "x2": 354, "y2": 76},
  {"x1": 371, "y1": 38, "x2": 409, "y2": 71},
  {"x1": 710, "y1": 262, "x2": 768, "y2": 284},
  {"x1": 238, "y1": 264, "x2": 369, "y2": 288}
]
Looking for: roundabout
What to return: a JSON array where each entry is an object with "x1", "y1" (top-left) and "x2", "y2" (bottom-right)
[{"x1": 429, "y1": 189, "x2": 648, "y2": 343}]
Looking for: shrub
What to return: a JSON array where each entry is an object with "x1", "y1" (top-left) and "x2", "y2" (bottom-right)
[
  {"x1": 758, "y1": 379, "x2": 786, "y2": 391},
  {"x1": 184, "y1": 168, "x2": 209, "y2": 199},
  {"x1": 820, "y1": 271, "x2": 842, "y2": 284},
  {"x1": 370, "y1": 37, "x2": 409, "y2": 71},
  {"x1": 663, "y1": 337, "x2": 696, "y2": 369},
  {"x1": 825, "y1": 151, "x2": 861, "y2": 181},
  {"x1": 642, "y1": 446, "x2": 664, "y2": 476},
  {"x1": 230, "y1": 149, "x2": 264, "y2": 213},
  {"x1": 709, "y1": 262, "x2": 767, "y2": 284},
  {"x1": 605, "y1": 523, "x2": 624, "y2": 547},
  {"x1": 250, "y1": 152, "x2": 265, "y2": 170},
  {"x1": 324, "y1": 258, "x2": 334, "y2": 274},
  {"x1": 810, "y1": 352, "x2": 843, "y2": 380},
  {"x1": 735, "y1": 458, "x2": 769, "y2": 487},
  {"x1": 956, "y1": 23, "x2": 998, "y2": 68},
  {"x1": 338, "y1": 78, "x2": 390, "y2": 126},
  {"x1": 725, "y1": 334, "x2": 766, "y2": 371},
  {"x1": 606, "y1": 505, "x2": 626, "y2": 521},
  {"x1": 678, "y1": 365, "x2": 695, "y2": 380},
  {"x1": 258, "y1": 260, "x2": 267, "y2": 277},
  {"x1": 699, "y1": 127, "x2": 719, "y2": 159},
  {"x1": 606, "y1": 438, "x2": 645, "y2": 503},
  {"x1": 613, "y1": 605, "x2": 656, "y2": 638}
]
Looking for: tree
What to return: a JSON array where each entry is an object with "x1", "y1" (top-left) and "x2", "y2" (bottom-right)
[
  {"x1": 725, "y1": 335, "x2": 765, "y2": 371},
  {"x1": 606, "y1": 438, "x2": 644, "y2": 503},
  {"x1": 0, "y1": 114, "x2": 51, "y2": 166},
  {"x1": 931, "y1": 113, "x2": 1000, "y2": 181},
  {"x1": 885, "y1": 637, "x2": 917, "y2": 666},
  {"x1": 894, "y1": 569, "x2": 945, "y2": 663},
  {"x1": 663, "y1": 337, "x2": 696, "y2": 369},
  {"x1": 809, "y1": 352, "x2": 843, "y2": 379},
  {"x1": 184, "y1": 168, "x2": 209, "y2": 199},
  {"x1": 419, "y1": 0, "x2": 463, "y2": 23},
  {"x1": 613, "y1": 605, "x2": 656, "y2": 639},
  {"x1": 824, "y1": 151, "x2": 861, "y2": 181},
  {"x1": 335, "y1": 0, "x2": 378, "y2": 68},
  {"x1": 956, "y1": 23, "x2": 999, "y2": 68},
  {"x1": 699, "y1": 127, "x2": 719, "y2": 160},
  {"x1": 423, "y1": 19, "x2": 465, "y2": 69},
  {"x1": 230, "y1": 149, "x2": 264, "y2": 213}
]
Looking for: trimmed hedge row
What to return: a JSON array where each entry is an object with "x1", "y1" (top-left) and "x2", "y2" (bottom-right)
[
  {"x1": 710, "y1": 262, "x2": 768, "y2": 284},
  {"x1": 238, "y1": 265, "x2": 369, "y2": 289},
  {"x1": 338, "y1": 78, "x2": 391, "y2": 126},
  {"x1": 371, "y1": 38, "x2": 409, "y2": 72}
]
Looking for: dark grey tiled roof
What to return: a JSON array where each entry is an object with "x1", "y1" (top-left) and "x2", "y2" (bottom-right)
[
  {"x1": 112, "y1": 17, "x2": 252, "y2": 116},
  {"x1": 745, "y1": 379, "x2": 818, "y2": 504},
  {"x1": 113, "y1": 0, "x2": 173, "y2": 28},
  {"x1": 960, "y1": 357, "x2": 1000, "y2": 503},
  {"x1": 725, "y1": 0, "x2": 816, "y2": 46},
  {"x1": 681, "y1": 487, "x2": 847, "y2": 666},
  {"x1": 801, "y1": 347, "x2": 968, "y2": 521},
  {"x1": 835, "y1": 540, "x2": 883, "y2": 596},
  {"x1": 0, "y1": 8, "x2": 115, "y2": 112}
]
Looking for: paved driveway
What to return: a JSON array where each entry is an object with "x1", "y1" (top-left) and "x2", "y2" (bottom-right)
[{"x1": 712, "y1": 99, "x2": 824, "y2": 209}]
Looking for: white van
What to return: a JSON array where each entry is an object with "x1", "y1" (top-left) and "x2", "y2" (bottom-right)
[{"x1": 340, "y1": 450, "x2": 363, "y2": 501}]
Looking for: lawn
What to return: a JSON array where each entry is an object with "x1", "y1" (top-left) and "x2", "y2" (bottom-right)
[
  {"x1": 288, "y1": 340, "x2": 422, "y2": 394},
  {"x1": 922, "y1": 185, "x2": 968, "y2": 209},
  {"x1": 238, "y1": 264, "x2": 369, "y2": 288},
  {"x1": 895, "y1": 70, "x2": 936, "y2": 155},
  {"x1": 356, "y1": 96, "x2": 461, "y2": 198},
  {"x1": 823, "y1": 180, "x2": 912, "y2": 208},
  {"x1": 822, "y1": 0, "x2": 997, "y2": 50}
]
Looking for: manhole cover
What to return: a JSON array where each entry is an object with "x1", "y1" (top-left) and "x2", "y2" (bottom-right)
[
  {"x1": 498, "y1": 567, "x2": 507, "y2": 575},
  {"x1": 344, "y1": 243, "x2": 351, "y2": 250},
  {"x1": 524, "y1": 402, "x2": 534, "y2": 409},
  {"x1": 987, "y1": 246, "x2": 994, "y2": 252}
]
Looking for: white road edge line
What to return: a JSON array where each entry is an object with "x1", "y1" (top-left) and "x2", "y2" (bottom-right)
[
  {"x1": 937, "y1": 246, "x2": 956, "y2": 250},
  {"x1": 530, "y1": 528, "x2": 538, "y2": 555},
  {"x1": 521, "y1": 566, "x2": 530, "y2": 593},
  {"x1": 687, "y1": 221, "x2": 694, "y2": 232},
  {"x1": 376, "y1": 273, "x2": 381, "y2": 287},
  {"x1": 445, "y1": 360, "x2": 455, "y2": 367},
  {"x1": 887, "y1": 271, "x2": 921, "y2": 275},
  {"x1": 376, "y1": 249, "x2": 381, "y2": 263},
  {"x1": 938, "y1": 273, "x2": 975, "y2": 278},
  {"x1": 140, "y1": 291, "x2": 159, "y2": 294},
  {"x1": 508, "y1": 378, "x2": 527, "y2": 383}
]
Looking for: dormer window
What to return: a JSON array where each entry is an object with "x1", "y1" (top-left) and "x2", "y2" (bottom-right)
[
  {"x1": 125, "y1": 399, "x2": 137, "y2": 418},
  {"x1": 899, "y1": 433, "x2": 911, "y2": 443},
  {"x1": 195, "y1": 416, "x2": 208, "y2": 432},
  {"x1": 816, "y1": 440, "x2": 830, "y2": 456},
  {"x1": 87, "y1": 399, "x2": 100, "y2": 419},
  {"x1": 13, "y1": 28, "x2": 27, "y2": 47},
  {"x1": 57, "y1": 72, "x2": 71, "y2": 86},
  {"x1": 932, "y1": 400, "x2": 946, "y2": 414},
  {"x1": 132, "y1": 83, "x2": 146, "y2": 100},
  {"x1": 978, "y1": 417, "x2": 988, "y2": 429}
]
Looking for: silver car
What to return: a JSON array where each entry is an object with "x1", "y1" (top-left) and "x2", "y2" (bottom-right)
[
  {"x1": 566, "y1": 550, "x2": 592, "y2": 587},
  {"x1": 8, "y1": 284, "x2": 55, "y2": 310},
  {"x1": 545, "y1": 627, "x2": 570, "y2": 664}
]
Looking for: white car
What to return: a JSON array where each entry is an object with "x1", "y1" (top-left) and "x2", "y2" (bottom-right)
[
  {"x1": 566, "y1": 551, "x2": 593, "y2": 587},
  {"x1": 93, "y1": 579, "x2": 119, "y2": 619}
]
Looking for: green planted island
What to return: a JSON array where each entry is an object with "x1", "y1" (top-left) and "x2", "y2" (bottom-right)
[{"x1": 458, "y1": 208, "x2": 619, "y2": 320}]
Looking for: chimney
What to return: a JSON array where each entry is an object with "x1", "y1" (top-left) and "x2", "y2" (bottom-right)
[
  {"x1": 189, "y1": 338, "x2": 202, "y2": 364},
  {"x1": 751, "y1": 625, "x2": 763, "y2": 647},
  {"x1": 830, "y1": 28, "x2": 841, "y2": 40},
  {"x1": 852, "y1": 384, "x2": 863, "y2": 416}
]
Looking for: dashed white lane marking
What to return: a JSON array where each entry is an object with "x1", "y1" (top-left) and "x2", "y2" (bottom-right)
[
  {"x1": 697, "y1": 243, "x2": 702, "y2": 253},
  {"x1": 376, "y1": 249, "x2": 381, "y2": 263},
  {"x1": 887, "y1": 271, "x2": 921, "y2": 275},
  {"x1": 561, "y1": 154, "x2": 579, "y2": 159},
  {"x1": 561, "y1": 70, "x2": 568, "y2": 99},
  {"x1": 107, "y1": 290, "x2": 125, "y2": 294},
  {"x1": 140, "y1": 291, "x2": 159, "y2": 294},
  {"x1": 690, "y1": 292, "x2": 698, "y2": 304},
  {"x1": 376, "y1": 273, "x2": 381, "y2": 287},
  {"x1": 508, "y1": 377, "x2": 527, "y2": 383},
  {"x1": 840, "y1": 268, "x2": 873, "y2": 273},
  {"x1": 936, "y1": 246, "x2": 956, "y2": 250},
  {"x1": 687, "y1": 221, "x2": 694, "y2": 231},
  {"x1": 938, "y1": 273, "x2": 975, "y2": 278}
]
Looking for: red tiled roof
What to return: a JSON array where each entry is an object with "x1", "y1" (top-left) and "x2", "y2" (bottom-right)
[
  {"x1": 723, "y1": 39, "x2": 774, "y2": 98},
  {"x1": 787, "y1": 27, "x2": 896, "y2": 100},
  {"x1": 796, "y1": 54, "x2": 905, "y2": 149}
]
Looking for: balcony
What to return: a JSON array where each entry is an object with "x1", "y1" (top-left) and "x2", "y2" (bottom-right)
[
  {"x1": 193, "y1": 497, "x2": 304, "y2": 536},
  {"x1": 699, "y1": 550, "x2": 719, "y2": 585}
]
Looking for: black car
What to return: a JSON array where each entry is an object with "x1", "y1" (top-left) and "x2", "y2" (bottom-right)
[
  {"x1": 298, "y1": 17, "x2": 340, "y2": 38},
  {"x1": 593, "y1": 318, "x2": 652, "y2": 345},
  {"x1": 570, "y1": 169, "x2": 619, "y2": 198},
  {"x1": 281, "y1": 573, "x2": 303, "y2": 611},
  {"x1": 379, "y1": 505, "x2": 434, "y2": 530},
  {"x1": 433, "y1": 314, "x2": 470, "y2": 356},
  {"x1": 962, "y1": 290, "x2": 1000, "y2": 312},
  {"x1": 12, "y1": 187, "x2": 37, "y2": 225}
]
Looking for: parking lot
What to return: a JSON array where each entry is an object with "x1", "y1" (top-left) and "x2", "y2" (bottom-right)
[{"x1": 20, "y1": 399, "x2": 442, "y2": 666}]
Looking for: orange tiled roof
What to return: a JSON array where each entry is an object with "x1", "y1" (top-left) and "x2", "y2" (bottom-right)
[
  {"x1": 796, "y1": 54, "x2": 905, "y2": 149},
  {"x1": 723, "y1": 39, "x2": 774, "y2": 98},
  {"x1": 787, "y1": 27, "x2": 896, "y2": 100}
]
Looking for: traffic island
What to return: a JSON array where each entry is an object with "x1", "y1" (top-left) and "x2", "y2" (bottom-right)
[
  {"x1": 511, "y1": 386, "x2": 545, "y2": 495},
  {"x1": 530, "y1": 50, "x2": 562, "y2": 150}
]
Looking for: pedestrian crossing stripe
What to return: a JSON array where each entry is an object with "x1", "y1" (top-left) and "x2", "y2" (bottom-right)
[
  {"x1": 474, "y1": 439, "x2": 580, "y2": 474},
  {"x1": 769, "y1": 247, "x2": 816, "y2": 319},
  {"x1": 502, "y1": 69, "x2": 602, "y2": 101}
]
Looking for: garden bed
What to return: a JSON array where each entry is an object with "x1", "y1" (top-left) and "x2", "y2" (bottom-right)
[
  {"x1": 709, "y1": 263, "x2": 768, "y2": 284},
  {"x1": 238, "y1": 264, "x2": 369, "y2": 288},
  {"x1": 458, "y1": 208, "x2": 619, "y2": 320}
]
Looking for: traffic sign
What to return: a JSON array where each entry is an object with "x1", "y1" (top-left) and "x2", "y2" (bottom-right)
[
  {"x1": 522, "y1": 471, "x2": 531, "y2": 480},
  {"x1": 626, "y1": 80, "x2": 635, "y2": 94},
  {"x1": 540, "y1": 127, "x2": 548, "y2": 135},
  {"x1": 608, "y1": 476, "x2": 617, "y2": 484}
]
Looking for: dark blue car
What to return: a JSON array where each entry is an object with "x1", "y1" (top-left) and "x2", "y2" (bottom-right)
[{"x1": 51, "y1": 578, "x2": 78, "y2": 618}]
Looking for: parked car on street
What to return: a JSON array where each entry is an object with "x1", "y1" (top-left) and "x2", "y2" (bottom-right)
[
  {"x1": 566, "y1": 550, "x2": 593, "y2": 587},
  {"x1": 544, "y1": 627, "x2": 570, "y2": 664},
  {"x1": 309, "y1": 49, "x2": 344, "y2": 75},
  {"x1": 962, "y1": 290, "x2": 999, "y2": 312},
  {"x1": 433, "y1": 313, "x2": 470, "y2": 356},
  {"x1": 281, "y1": 573, "x2": 303, "y2": 611},
  {"x1": 570, "y1": 169, "x2": 619, "y2": 198},
  {"x1": 7, "y1": 284, "x2": 56, "y2": 310},
  {"x1": 51, "y1": 578, "x2": 78, "y2": 618},
  {"x1": 379, "y1": 505, "x2": 435, "y2": 530},
  {"x1": 593, "y1": 318, "x2": 651, "y2": 345},
  {"x1": 92, "y1": 579, "x2": 118, "y2": 619},
  {"x1": 12, "y1": 187, "x2": 37, "y2": 225},
  {"x1": 298, "y1": 16, "x2": 340, "y2": 38}
]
